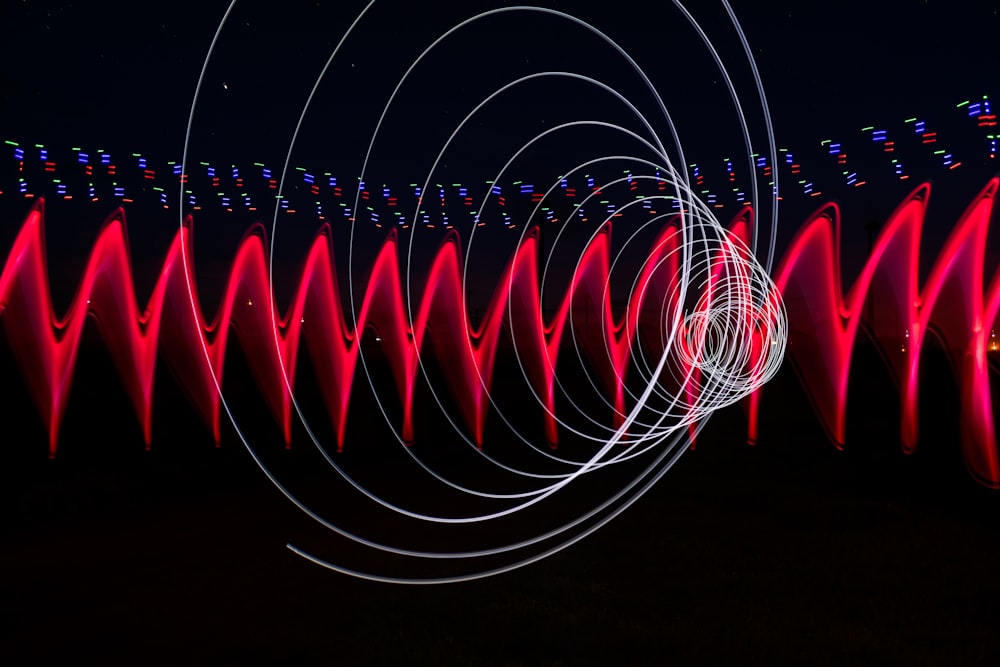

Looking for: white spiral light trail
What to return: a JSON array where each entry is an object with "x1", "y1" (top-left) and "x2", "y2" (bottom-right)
[{"x1": 180, "y1": 1, "x2": 787, "y2": 583}]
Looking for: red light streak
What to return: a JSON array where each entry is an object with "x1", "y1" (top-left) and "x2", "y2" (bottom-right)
[
  {"x1": 0, "y1": 200, "x2": 722, "y2": 458},
  {"x1": 4, "y1": 181, "x2": 1000, "y2": 487},
  {"x1": 748, "y1": 178, "x2": 1000, "y2": 487}
]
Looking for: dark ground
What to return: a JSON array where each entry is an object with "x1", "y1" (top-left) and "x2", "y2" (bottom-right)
[{"x1": 2, "y1": 332, "x2": 1000, "y2": 666}]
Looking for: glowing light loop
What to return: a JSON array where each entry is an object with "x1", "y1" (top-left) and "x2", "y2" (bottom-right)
[{"x1": 175, "y1": 0, "x2": 784, "y2": 582}]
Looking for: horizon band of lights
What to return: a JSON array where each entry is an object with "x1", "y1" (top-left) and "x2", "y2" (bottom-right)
[
  {"x1": 173, "y1": 0, "x2": 785, "y2": 582},
  {"x1": 4, "y1": 89, "x2": 995, "y2": 222}
]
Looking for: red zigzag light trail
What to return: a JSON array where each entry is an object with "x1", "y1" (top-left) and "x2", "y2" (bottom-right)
[
  {"x1": 2, "y1": 179, "x2": 1000, "y2": 486},
  {"x1": 755, "y1": 177, "x2": 1000, "y2": 488},
  {"x1": 0, "y1": 195, "x2": 749, "y2": 456}
]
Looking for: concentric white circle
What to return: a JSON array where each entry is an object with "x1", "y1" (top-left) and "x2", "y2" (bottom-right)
[{"x1": 179, "y1": 1, "x2": 787, "y2": 583}]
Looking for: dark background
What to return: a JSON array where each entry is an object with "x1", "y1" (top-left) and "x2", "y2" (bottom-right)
[
  {"x1": 3, "y1": 2, "x2": 1000, "y2": 664},
  {"x1": 4, "y1": 2, "x2": 998, "y2": 151}
]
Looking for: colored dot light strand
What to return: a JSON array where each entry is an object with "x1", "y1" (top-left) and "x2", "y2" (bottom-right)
[
  {"x1": 167, "y1": 0, "x2": 785, "y2": 583},
  {"x1": 2, "y1": 94, "x2": 993, "y2": 225}
]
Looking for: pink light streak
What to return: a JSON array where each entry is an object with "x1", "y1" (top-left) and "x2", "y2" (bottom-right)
[
  {"x1": 0, "y1": 198, "x2": 717, "y2": 458},
  {"x1": 751, "y1": 178, "x2": 1000, "y2": 487},
  {"x1": 4, "y1": 180, "x2": 1000, "y2": 487}
]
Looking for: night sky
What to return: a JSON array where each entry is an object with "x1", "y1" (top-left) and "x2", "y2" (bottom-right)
[
  {"x1": 0, "y1": 1, "x2": 995, "y2": 305},
  {"x1": 3, "y1": 2, "x2": 997, "y2": 180},
  {"x1": 1, "y1": 1, "x2": 998, "y2": 280}
]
